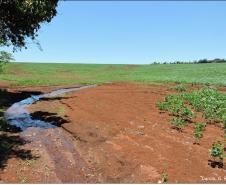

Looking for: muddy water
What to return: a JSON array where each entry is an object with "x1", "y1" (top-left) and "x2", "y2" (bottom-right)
[
  {"x1": 4, "y1": 85, "x2": 96, "y2": 130},
  {"x1": 4, "y1": 85, "x2": 98, "y2": 183}
]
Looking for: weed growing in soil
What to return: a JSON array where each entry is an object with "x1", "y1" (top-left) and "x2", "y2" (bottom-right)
[
  {"x1": 22, "y1": 159, "x2": 37, "y2": 167},
  {"x1": 161, "y1": 172, "x2": 168, "y2": 183},
  {"x1": 57, "y1": 107, "x2": 66, "y2": 117},
  {"x1": 19, "y1": 175, "x2": 27, "y2": 183},
  {"x1": 193, "y1": 123, "x2": 206, "y2": 143},
  {"x1": 210, "y1": 141, "x2": 226, "y2": 165},
  {"x1": 171, "y1": 117, "x2": 187, "y2": 130},
  {"x1": 172, "y1": 84, "x2": 187, "y2": 92}
]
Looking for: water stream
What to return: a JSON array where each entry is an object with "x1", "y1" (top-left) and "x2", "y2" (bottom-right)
[{"x1": 4, "y1": 85, "x2": 96, "y2": 131}]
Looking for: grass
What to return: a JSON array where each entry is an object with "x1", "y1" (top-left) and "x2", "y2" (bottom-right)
[{"x1": 1, "y1": 62, "x2": 226, "y2": 86}]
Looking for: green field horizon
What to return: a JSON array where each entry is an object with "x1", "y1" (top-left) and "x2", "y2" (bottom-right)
[{"x1": 1, "y1": 62, "x2": 226, "y2": 87}]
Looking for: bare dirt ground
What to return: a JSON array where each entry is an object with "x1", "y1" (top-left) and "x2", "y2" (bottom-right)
[{"x1": 0, "y1": 83, "x2": 226, "y2": 183}]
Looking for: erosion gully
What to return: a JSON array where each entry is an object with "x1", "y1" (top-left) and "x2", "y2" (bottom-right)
[{"x1": 4, "y1": 85, "x2": 98, "y2": 183}]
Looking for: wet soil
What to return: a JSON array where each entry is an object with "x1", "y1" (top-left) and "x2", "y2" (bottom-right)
[{"x1": 1, "y1": 82, "x2": 226, "y2": 183}]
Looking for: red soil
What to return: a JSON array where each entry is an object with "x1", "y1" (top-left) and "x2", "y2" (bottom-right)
[{"x1": 1, "y1": 83, "x2": 226, "y2": 183}]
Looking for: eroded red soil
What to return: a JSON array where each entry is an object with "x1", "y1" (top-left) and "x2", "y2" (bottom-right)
[{"x1": 0, "y1": 83, "x2": 226, "y2": 183}]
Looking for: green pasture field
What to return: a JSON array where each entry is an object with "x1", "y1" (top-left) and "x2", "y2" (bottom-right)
[{"x1": 0, "y1": 62, "x2": 226, "y2": 86}]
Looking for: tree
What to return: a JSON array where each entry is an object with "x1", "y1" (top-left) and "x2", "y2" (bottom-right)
[
  {"x1": 0, "y1": 0, "x2": 59, "y2": 49},
  {"x1": 0, "y1": 51, "x2": 13, "y2": 72}
]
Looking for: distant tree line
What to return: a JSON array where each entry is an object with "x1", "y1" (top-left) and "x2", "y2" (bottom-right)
[{"x1": 152, "y1": 58, "x2": 226, "y2": 65}]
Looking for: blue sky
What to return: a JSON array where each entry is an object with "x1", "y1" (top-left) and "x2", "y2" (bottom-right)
[{"x1": 6, "y1": 1, "x2": 226, "y2": 64}]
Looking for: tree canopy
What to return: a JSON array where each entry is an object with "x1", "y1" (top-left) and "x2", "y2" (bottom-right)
[{"x1": 0, "y1": 0, "x2": 59, "y2": 49}]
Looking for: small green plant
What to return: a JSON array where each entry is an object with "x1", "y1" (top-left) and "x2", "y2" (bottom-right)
[
  {"x1": 171, "y1": 117, "x2": 187, "y2": 130},
  {"x1": 181, "y1": 107, "x2": 194, "y2": 119},
  {"x1": 173, "y1": 84, "x2": 187, "y2": 92},
  {"x1": 22, "y1": 159, "x2": 37, "y2": 167},
  {"x1": 156, "y1": 94, "x2": 194, "y2": 120},
  {"x1": 57, "y1": 107, "x2": 66, "y2": 117},
  {"x1": 210, "y1": 141, "x2": 225, "y2": 164},
  {"x1": 193, "y1": 123, "x2": 206, "y2": 143},
  {"x1": 19, "y1": 175, "x2": 27, "y2": 183},
  {"x1": 156, "y1": 101, "x2": 168, "y2": 111},
  {"x1": 161, "y1": 172, "x2": 168, "y2": 183}
]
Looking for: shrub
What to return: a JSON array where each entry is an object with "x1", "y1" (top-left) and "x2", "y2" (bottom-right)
[{"x1": 0, "y1": 51, "x2": 13, "y2": 72}]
